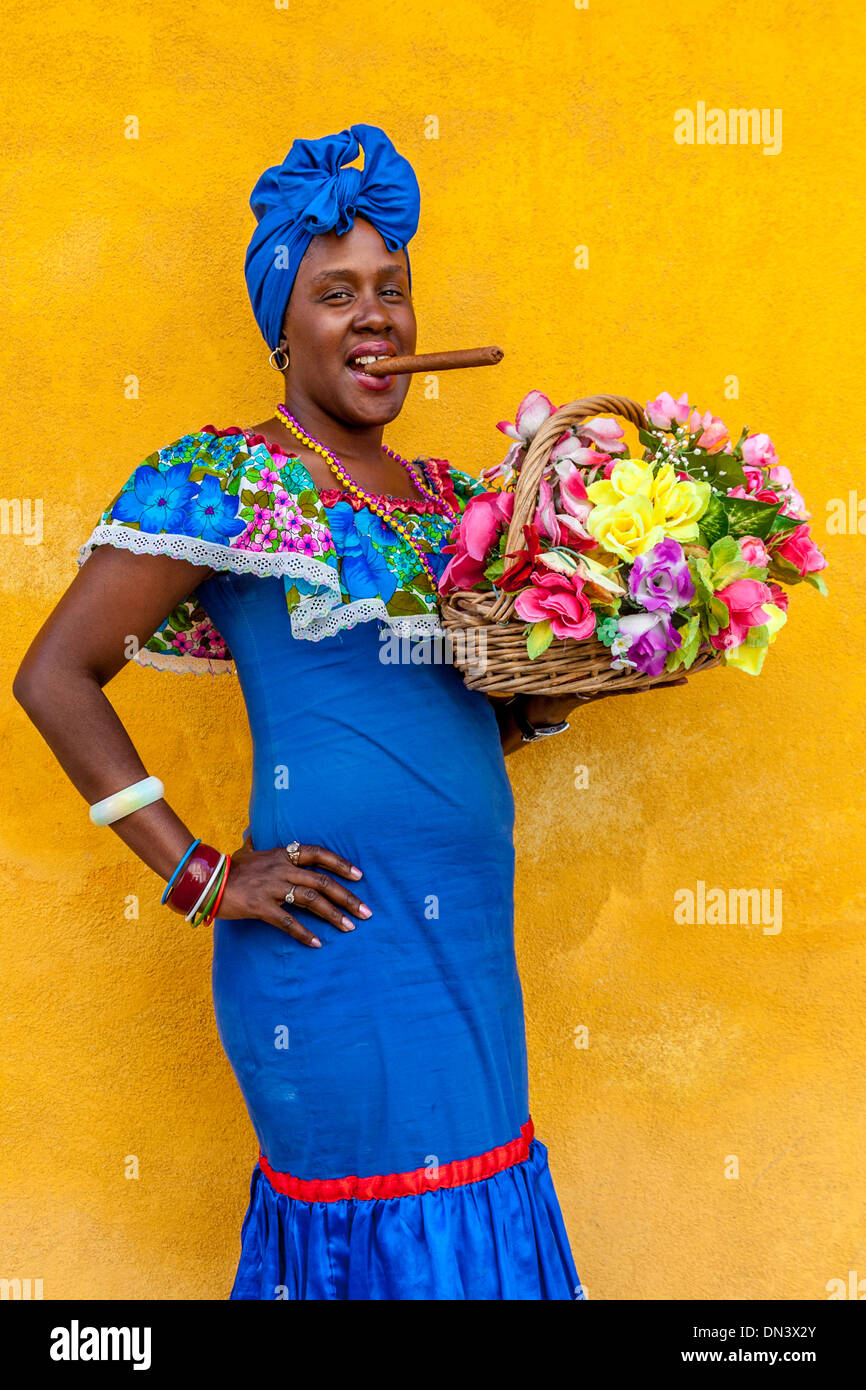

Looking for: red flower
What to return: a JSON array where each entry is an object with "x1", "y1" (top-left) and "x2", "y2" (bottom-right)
[{"x1": 500, "y1": 523, "x2": 542, "y2": 591}]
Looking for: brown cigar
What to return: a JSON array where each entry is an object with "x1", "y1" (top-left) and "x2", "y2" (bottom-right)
[{"x1": 363, "y1": 345, "x2": 504, "y2": 376}]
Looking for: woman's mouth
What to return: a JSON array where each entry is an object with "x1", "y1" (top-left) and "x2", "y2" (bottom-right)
[{"x1": 346, "y1": 353, "x2": 395, "y2": 392}]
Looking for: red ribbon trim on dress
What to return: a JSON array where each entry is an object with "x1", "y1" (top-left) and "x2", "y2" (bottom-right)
[{"x1": 258, "y1": 1118, "x2": 535, "y2": 1203}]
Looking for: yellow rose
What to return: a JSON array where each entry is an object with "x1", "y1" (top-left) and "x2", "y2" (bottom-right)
[
  {"x1": 585, "y1": 493, "x2": 666, "y2": 563},
  {"x1": 724, "y1": 603, "x2": 787, "y2": 675},
  {"x1": 651, "y1": 461, "x2": 678, "y2": 506},
  {"x1": 651, "y1": 475, "x2": 711, "y2": 542},
  {"x1": 586, "y1": 458, "x2": 654, "y2": 509}
]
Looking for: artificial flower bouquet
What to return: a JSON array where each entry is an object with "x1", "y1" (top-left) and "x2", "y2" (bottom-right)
[{"x1": 437, "y1": 390, "x2": 827, "y2": 694}]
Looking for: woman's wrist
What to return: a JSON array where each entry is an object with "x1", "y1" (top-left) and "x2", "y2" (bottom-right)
[{"x1": 523, "y1": 693, "x2": 585, "y2": 726}]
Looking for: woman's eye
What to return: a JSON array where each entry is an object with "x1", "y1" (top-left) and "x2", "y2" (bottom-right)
[{"x1": 325, "y1": 288, "x2": 404, "y2": 302}]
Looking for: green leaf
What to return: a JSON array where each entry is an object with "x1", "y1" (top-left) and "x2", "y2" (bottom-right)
[
  {"x1": 722, "y1": 495, "x2": 783, "y2": 540},
  {"x1": 526, "y1": 619, "x2": 554, "y2": 659},
  {"x1": 680, "y1": 450, "x2": 747, "y2": 492},
  {"x1": 744, "y1": 624, "x2": 770, "y2": 648},
  {"x1": 484, "y1": 556, "x2": 506, "y2": 582},
  {"x1": 680, "y1": 614, "x2": 702, "y2": 668},
  {"x1": 638, "y1": 427, "x2": 663, "y2": 453},
  {"x1": 385, "y1": 588, "x2": 429, "y2": 616},
  {"x1": 709, "y1": 535, "x2": 740, "y2": 569},
  {"x1": 709, "y1": 594, "x2": 729, "y2": 626},
  {"x1": 692, "y1": 557, "x2": 716, "y2": 602},
  {"x1": 169, "y1": 604, "x2": 193, "y2": 631},
  {"x1": 804, "y1": 572, "x2": 829, "y2": 595},
  {"x1": 713, "y1": 561, "x2": 751, "y2": 587},
  {"x1": 253, "y1": 490, "x2": 273, "y2": 507},
  {"x1": 697, "y1": 492, "x2": 728, "y2": 547},
  {"x1": 769, "y1": 510, "x2": 803, "y2": 535}
]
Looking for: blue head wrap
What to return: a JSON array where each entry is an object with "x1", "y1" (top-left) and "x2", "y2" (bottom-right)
[{"x1": 244, "y1": 124, "x2": 421, "y2": 351}]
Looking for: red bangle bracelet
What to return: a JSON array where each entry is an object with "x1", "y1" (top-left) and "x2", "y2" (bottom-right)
[
  {"x1": 165, "y1": 844, "x2": 222, "y2": 915},
  {"x1": 202, "y1": 854, "x2": 231, "y2": 926}
]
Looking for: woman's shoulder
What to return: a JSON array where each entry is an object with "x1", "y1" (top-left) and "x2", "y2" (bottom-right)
[{"x1": 77, "y1": 424, "x2": 326, "y2": 568}]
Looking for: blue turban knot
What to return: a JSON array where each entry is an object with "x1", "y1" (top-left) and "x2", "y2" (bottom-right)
[{"x1": 244, "y1": 123, "x2": 421, "y2": 351}]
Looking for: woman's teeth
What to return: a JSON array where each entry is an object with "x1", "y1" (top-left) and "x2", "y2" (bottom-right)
[{"x1": 350, "y1": 355, "x2": 391, "y2": 374}]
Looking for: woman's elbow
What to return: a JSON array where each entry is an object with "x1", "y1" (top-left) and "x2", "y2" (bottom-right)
[
  {"x1": 13, "y1": 656, "x2": 47, "y2": 715},
  {"x1": 13, "y1": 652, "x2": 83, "y2": 716}
]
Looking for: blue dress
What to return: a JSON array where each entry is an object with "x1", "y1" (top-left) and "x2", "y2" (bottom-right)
[{"x1": 79, "y1": 425, "x2": 582, "y2": 1301}]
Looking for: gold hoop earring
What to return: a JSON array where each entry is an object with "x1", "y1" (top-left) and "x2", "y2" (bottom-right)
[{"x1": 269, "y1": 347, "x2": 289, "y2": 371}]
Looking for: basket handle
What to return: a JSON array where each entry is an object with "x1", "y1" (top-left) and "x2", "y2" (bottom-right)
[{"x1": 487, "y1": 393, "x2": 648, "y2": 623}]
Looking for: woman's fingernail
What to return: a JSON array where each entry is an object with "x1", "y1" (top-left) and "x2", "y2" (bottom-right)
[
  {"x1": 350, "y1": 866, "x2": 363, "y2": 879},
  {"x1": 310, "y1": 936, "x2": 322, "y2": 947},
  {"x1": 341, "y1": 916, "x2": 356, "y2": 931},
  {"x1": 359, "y1": 904, "x2": 372, "y2": 918}
]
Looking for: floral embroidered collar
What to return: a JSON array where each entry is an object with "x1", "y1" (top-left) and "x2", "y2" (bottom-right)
[{"x1": 76, "y1": 425, "x2": 487, "y2": 673}]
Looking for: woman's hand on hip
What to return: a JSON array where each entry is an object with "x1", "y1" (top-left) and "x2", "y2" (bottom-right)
[{"x1": 218, "y1": 837, "x2": 371, "y2": 947}]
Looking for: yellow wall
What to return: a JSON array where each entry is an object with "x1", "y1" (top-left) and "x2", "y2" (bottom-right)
[{"x1": 2, "y1": 0, "x2": 863, "y2": 1299}]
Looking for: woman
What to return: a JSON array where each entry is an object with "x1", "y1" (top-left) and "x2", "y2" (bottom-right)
[{"x1": 14, "y1": 124, "x2": 674, "y2": 1300}]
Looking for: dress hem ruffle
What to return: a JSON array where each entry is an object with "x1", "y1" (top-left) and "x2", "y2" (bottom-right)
[{"x1": 229, "y1": 1133, "x2": 583, "y2": 1302}]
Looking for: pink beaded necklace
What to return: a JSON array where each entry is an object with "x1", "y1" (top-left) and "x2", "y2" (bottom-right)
[{"x1": 275, "y1": 404, "x2": 458, "y2": 588}]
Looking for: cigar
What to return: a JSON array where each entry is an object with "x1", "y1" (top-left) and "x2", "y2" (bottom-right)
[{"x1": 363, "y1": 346, "x2": 504, "y2": 376}]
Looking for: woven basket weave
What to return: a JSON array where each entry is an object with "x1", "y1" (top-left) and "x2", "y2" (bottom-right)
[{"x1": 438, "y1": 393, "x2": 722, "y2": 696}]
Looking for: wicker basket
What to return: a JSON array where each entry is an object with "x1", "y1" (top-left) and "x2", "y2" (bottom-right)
[{"x1": 438, "y1": 393, "x2": 722, "y2": 696}]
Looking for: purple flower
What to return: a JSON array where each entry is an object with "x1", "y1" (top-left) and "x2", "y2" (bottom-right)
[
  {"x1": 613, "y1": 612, "x2": 681, "y2": 677},
  {"x1": 628, "y1": 538, "x2": 694, "y2": 612}
]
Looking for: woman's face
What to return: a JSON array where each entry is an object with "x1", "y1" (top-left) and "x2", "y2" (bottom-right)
[{"x1": 281, "y1": 215, "x2": 417, "y2": 427}]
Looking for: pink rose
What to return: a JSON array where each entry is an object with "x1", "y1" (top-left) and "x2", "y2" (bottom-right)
[
  {"x1": 742, "y1": 433, "x2": 779, "y2": 469},
  {"x1": 645, "y1": 391, "x2": 691, "y2": 430},
  {"x1": 514, "y1": 568, "x2": 596, "y2": 640},
  {"x1": 741, "y1": 464, "x2": 766, "y2": 495},
  {"x1": 685, "y1": 408, "x2": 729, "y2": 453},
  {"x1": 710, "y1": 578, "x2": 774, "y2": 651},
  {"x1": 728, "y1": 484, "x2": 781, "y2": 506},
  {"x1": 438, "y1": 491, "x2": 514, "y2": 594},
  {"x1": 772, "y1": 523, "x2": 827, "y2": 577},
  {"x1": 738, "y1": 535, "x2": 770, "y2": 568},
  {"x1": 767, "y1": 465, "x2": 809, "y2": 519}
]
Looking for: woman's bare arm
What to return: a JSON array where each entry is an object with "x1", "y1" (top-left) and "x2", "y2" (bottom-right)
[
  {"x1": 13, "y1": 545, "x2": 373, "y2": 943},
  {"x1": 13, "y1": 545, "x2": 214, "y2": 880}
]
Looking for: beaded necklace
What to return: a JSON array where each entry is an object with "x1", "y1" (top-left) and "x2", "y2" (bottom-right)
[{"x1": 275, "y1": 404, "x2": 459, "y2": 588}]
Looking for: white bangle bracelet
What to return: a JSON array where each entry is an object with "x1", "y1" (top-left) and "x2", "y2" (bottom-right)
[
  {"x1": 89, "y1": 775, "x2": 165, "y2": 827},
  {"x1": 185, "y1": 854, "x2": 226, "y2": 923}
]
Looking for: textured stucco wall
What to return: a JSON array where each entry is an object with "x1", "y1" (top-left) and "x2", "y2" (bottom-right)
[{"x1": 2, "y1": 0, "x2": 864, "y2": 1299}]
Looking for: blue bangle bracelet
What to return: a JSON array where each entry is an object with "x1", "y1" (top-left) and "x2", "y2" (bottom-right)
[{"x1": 161, "y1": 838, "x2": 202, "y2": 904}]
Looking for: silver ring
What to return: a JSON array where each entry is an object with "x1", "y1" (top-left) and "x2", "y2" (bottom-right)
[
  {"x1": 285, "y1": 841, "x2": 301, "y2": 864},
  {"x1": 283, "y1": 887, "x2": 295, "y2": 906}
]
